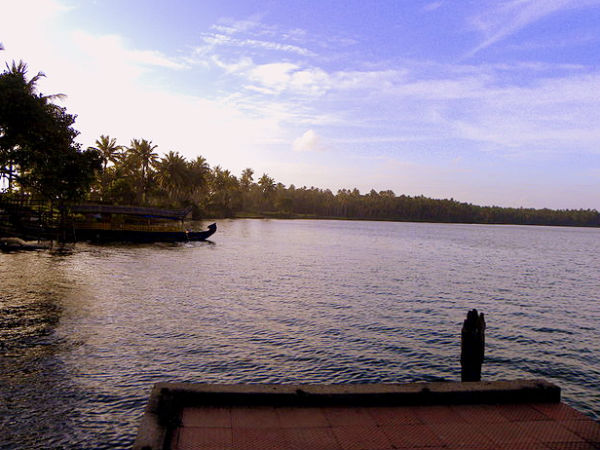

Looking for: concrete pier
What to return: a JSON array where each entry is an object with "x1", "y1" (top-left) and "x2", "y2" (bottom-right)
[{"x1": 133, "y1": 380, "x2": 600, "y2": 450}]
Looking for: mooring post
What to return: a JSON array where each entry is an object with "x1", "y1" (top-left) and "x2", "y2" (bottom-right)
[{"x1": 461, "y1": 309, "x2": 486, "y2": 382}]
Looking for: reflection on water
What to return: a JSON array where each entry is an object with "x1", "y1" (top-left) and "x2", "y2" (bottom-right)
[
  {"x1": 1, "y1": 254, "x2": 85, "y2": 448},
  {"x1": 1, "y1": 220, "x2": 599, "y2": 449}
]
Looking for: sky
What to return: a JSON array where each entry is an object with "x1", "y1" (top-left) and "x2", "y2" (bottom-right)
[{"x1": 1, "y1": 0, "x2": 600, "y2": 209}]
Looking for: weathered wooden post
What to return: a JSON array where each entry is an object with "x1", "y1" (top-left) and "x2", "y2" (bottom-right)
[{"x1": 461, "y1": 309, "x2": 485, "y2": 382}]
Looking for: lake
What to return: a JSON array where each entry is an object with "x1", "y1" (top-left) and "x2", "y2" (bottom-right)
[{"x1": 1, "y1": 219, "x2": 599, "y2": 449}]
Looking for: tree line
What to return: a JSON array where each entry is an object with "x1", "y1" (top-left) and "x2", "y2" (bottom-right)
[
  {"x1": 1, "y1": 60, "x2": 598, "y2": 227},
  {"x1": 82, "y1": 135, "x2": 600, "y2": 227}
]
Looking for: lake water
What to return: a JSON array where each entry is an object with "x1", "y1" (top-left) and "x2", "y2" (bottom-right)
[{"x1": 1, "y1": 219, "x2": 599, "y2": 449}]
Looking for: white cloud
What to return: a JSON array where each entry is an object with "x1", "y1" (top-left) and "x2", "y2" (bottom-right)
[
  {"x1": 72, "y1": 31, "x2": 187, "y2": 71},
  {"x1": 210, "y1": 55, "x2": 254, "y2": 73},
  {"x1": 293, "y1": 129, "x2": 324, "y2": 152},
  {"x1": 234, "y1": 61, "x2": 403, "y2": 98},
  {"x1": 203, "y1": 43, "x2": 600, "y2": 159},
  {"x1": 247, "y1": 62, "x2": 298, "y2": 94}
]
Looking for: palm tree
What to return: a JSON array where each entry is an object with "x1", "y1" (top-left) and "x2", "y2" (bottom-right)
[
  {"x1": 89, "y1": 135, "x2": 122, "y2": 171},
  {"x1": 155, "y1": 151, "x2": 188, "y2": 203},
  {"x1": 87, "y1": 135, "x2": 122, "y2": 201},
  {"x1": 258, "y1": 173, "x2": 275, "y2": 196},
  {"x1": 258, "y1": 173, "x2": 276, "y2": 211},
  {"x1": 187, "y1": 156, "x2": 211, "y2": 203},
  {"x1": 240, "y1": 168, "x2": 254, "y2": 192},
  {"x1": 128, "y1": 138, "x2": 159, "y2": 204},
  {"x1": 6, "y1": 60, "x2": 66, "y2": 101},
  {"x1": 210, "y1": 166, "x2": 240, "y2": 216}
]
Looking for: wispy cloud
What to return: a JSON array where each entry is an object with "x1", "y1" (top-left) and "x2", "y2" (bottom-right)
[
  {"x1": 445, "y1": 72, "x2": 600, "y2": 153},
  {"x1": 199, "y1": 33, "x2": 315, "y2": 57},
  {"x1": 505, "y1": 31, "x2": 599, "y2": 52},
  {"x1": 196, "y1": 15, "x2": 316, "y2": 58},
  {"x1": 211, "y1": 15, "x2": 268, "y2": 36},
  {"x1": 466, "y1": 0, "x2": 600, "y2": 57},
  {"x1": 203, "y1": 34, "x2": 600, "y2": 158},
  {"x1": 423, "y1": 2, "x2": 444, "y2": 12}
]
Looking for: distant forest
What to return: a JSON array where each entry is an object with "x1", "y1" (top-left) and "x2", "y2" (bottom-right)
[
  {"x1": 87, "y1": 135, "x2": 600, "y2": 226},
  {"x1": 1, "y1": 59, "x2": 599, "y2": 227}
]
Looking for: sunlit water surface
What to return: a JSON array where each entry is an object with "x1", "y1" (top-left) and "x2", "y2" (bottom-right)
[{"x1": 1, "y1": 220, "x2": 599, "y2": 449}]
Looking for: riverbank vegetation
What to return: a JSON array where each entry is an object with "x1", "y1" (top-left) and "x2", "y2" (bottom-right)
[
  {"x1": 1, "y1": 59, "x2": 598, "y2": 227},
  {"x1": 0, "y1": 61, "x2": 101, "y2": 207},
  {"x1": 85, "y1": 140, "x2": 599, "y2": 226}
]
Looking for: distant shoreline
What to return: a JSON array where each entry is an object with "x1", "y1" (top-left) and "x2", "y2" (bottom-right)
[{"x1": 229, "y1": 213, "x2": 600, "y2": 228}]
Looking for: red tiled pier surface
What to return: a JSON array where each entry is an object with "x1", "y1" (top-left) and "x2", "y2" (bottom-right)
[
  {"x1": 171, "y1": 403, "x2": 599, "y2": 450},
  {"x1": 133, "y1": 381, "x2": 599, "y2": 450}
]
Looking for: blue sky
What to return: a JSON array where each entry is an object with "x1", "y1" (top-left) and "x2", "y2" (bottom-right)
[{"x1": 2, "y1": 0, "x2": 600, "y2": 209}]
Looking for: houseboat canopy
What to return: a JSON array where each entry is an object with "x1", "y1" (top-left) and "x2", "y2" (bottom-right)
[{"x1": 72, "y1": 204, "x2": 193, "y2": 220}]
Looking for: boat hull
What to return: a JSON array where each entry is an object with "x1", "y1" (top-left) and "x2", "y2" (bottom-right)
[{"x1": 74, "y1": 223, "x2": 217, "y2": 243}]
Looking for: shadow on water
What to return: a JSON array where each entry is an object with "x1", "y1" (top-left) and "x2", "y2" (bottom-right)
[
  {"x1": 0, "y1": 251, "x2": 123, "y2": 449},
  {"x1": 77, "y1": 239, "x2": 216, "y2": 249}
]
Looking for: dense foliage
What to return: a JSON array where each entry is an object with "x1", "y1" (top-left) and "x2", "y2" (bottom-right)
[
  {"x1": 87, "y1": 136, "x2": 600, "y2": 226},
  {"x1": 0, "y1": 61, "x2": 101, "y2": 204}
]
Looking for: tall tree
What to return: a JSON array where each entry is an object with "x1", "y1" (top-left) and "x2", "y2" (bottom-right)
[
  {"x1": 187, "y1": 156, "x2": 211, "y2": 205},
  {"x1": 240, "y1": 168, "x2": 254, "y2": 192},
  {"x1": 239, "y1": 168, "x2": 256, "y2": 211},
  {"x1": 155, "y1": 151, "x2": 188, "y2": 203},
  {"x1": 0, "y1": 60, "x2": 100, "y2": 203},
  {"x1": 89, "y1": 135, "x2": 122, "y2": 171},
  {"x1": 88, "y1": 135, "x2": 122, "y2": 201},
  {"x1": 257, "y1": 173, "x2": 276, "y2": 210},
  {"x1": 128, "y1": 138, "x2": 158, "y2": 203},
  {"x1": 0, "y1": 61, "x2": 48, "y2": 191},
  {"x1": 209, "y1": 166, "x2": 240, "y2": 217}
]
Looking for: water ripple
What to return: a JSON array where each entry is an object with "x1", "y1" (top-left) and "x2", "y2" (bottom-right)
[{"x1": 1, "y1": 220, "x2": 599, "y2": 449}]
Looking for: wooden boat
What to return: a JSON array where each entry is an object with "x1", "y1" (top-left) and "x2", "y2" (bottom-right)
[
  {"x1": 72, "y1": 204, "x2": 217, "y2": 243},
  {"x1": 185, "y1": 223, "x2": 217, "y2": 241},
  {"x1": 0, "y1": 237, "x2": 49, "y2": 252}
]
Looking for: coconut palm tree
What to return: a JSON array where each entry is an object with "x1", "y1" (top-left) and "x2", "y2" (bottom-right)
[
  {"x1": 240, "y1": 168, "x2": 254, "y2": 192},
  {"x1": 128, "y1": 138, "x2": 159, "y2": 204},
  {"x1": 6, "y1": 60, "x2": 66, "y2": 101},
  {"x1": 258, "y1": 173, "x2": 276, "y2": 211},
  {"x1": 89, "y1": 135, "x2": 122, "y2": 171},
  {"x1": 87, "y1": 135, "x2": 122, "y2": 201},
  {"x1": 209, "y1": 165, "x2": 241, "y2": 216},
  {"x1": 187, "y1": 156, "x2": 211, "y2": 204},
  {"x1": 155, "y1": 151, "x2": 188, "y2": 203}
]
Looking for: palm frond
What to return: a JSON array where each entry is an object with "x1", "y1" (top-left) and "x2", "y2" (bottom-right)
[{"x1": 45, "y1": 93, "x2": 67, "y2": 101}]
